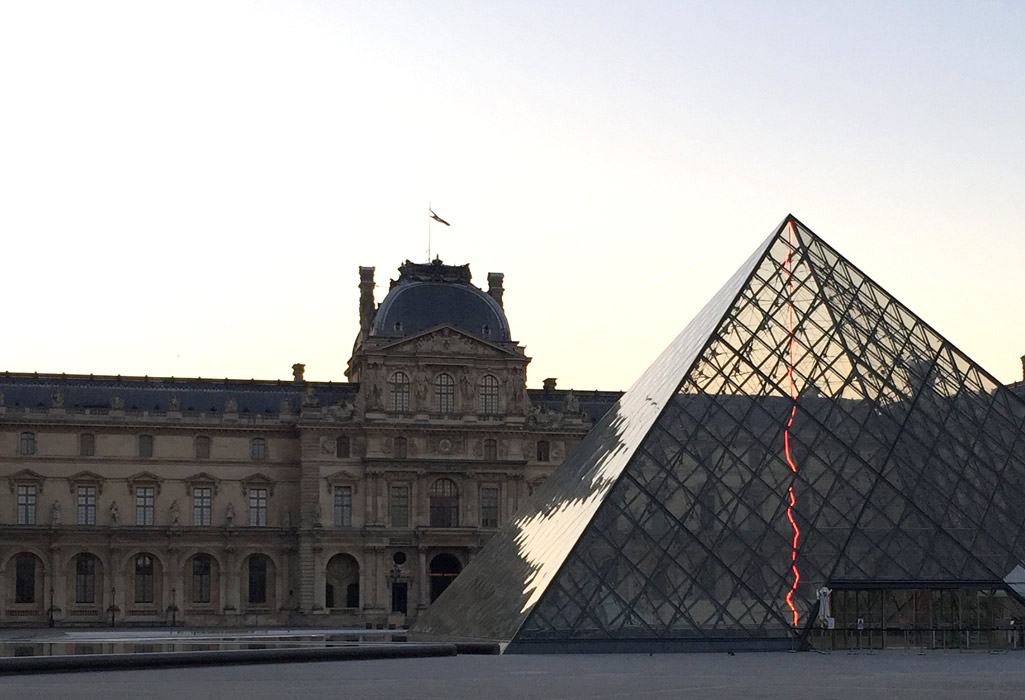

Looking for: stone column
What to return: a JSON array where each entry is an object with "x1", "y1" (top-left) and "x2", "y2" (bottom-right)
[{"x1": 417, "y1": 548, "x2": 429, "y2": 610}]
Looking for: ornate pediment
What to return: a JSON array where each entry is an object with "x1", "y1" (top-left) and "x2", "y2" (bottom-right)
[
  {"x1": 240, "y1": 472, "x2": 275, "y2": 496},
  {"x1": 7, "y1": 468, "x2": 46, "y2": 493},
  {"x1": 324, "y1": 469, "x2": 360, "y2": 491},
  {"x1": 185, "y1": 472, "x2": 220, "y2": 496},
  {"x1": 378, "y1": 325, "x2": 522, "y2": 359},
  {"x1": 126, "y1": 471, "x2": 164, "y2": 495},
  {"x1": 67, "y1": 470, "x2": 105, "y2": 494}
]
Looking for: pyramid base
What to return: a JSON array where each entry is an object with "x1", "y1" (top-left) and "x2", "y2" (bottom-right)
[{"x1": 505, "y1": 636, "x2": 808, "y2": 654}]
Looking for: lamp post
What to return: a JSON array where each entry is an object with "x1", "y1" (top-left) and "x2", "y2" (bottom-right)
[
  {"x1": 167, "y1": 587, "x2": 178, "y2": 627},
  {"x1": 108, "y1": 586, "x2": 118, "y2": 627},
  {"x1": 47, "y1": 587, "x2": 55, "y2": 628}
]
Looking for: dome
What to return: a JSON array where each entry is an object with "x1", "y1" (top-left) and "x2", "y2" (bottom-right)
[{"x1": 371, "y1": 260, "x2": 511, "y2": 342}]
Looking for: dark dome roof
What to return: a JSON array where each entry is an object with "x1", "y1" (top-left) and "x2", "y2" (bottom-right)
[{"x1": 371, "y1": 260, "x2": 510, "y2": 342}]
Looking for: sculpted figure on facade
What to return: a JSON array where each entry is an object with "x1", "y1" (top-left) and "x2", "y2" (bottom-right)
[
  {"x1": 224, "y1": 398, "x2": 238, "y2": 413},
  {"x1": 51, "y1": 391, "x2": 64, "y2": 409},
  {"x1": 169, "y1": 499, "x2": 181, "y2": 526},
  {"x1": 51, "y1": 500, "x2": 61, "y2": 525},
  {"x1": 225, "y1": 502, "x2": 235, "y2": 526},
  {"x1": 109, "y1": 500, "x2": 119, "y2": 525},
  {"x1": 562, "y1": 390, "x2": 580, "y2": 415},
  {"x1": 303, "y1": 386, "x2": 319, "y2": 407},
  {"x1": 110, "y1": 395, "x2": 124, "y2": 410},
  {"x1": 168, "y1": 395, "x2": 181, "y2": 411}
]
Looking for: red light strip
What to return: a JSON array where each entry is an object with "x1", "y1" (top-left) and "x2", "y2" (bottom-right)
[{"x1": 783, "y1": 221, "x2": 801, "y2": 627}]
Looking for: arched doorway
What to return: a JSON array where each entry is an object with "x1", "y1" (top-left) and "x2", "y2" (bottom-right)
[
  {"x1": 429, "y1": 553, "x2": 461, "y2": 602},
  {"x1": 325, "y1": 554, "x2": 359, "y2": 609}
]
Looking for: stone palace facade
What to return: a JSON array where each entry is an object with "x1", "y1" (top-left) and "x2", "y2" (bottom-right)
[{"x1": 0, "y1": 259, "x2": 619, "y2": 628}]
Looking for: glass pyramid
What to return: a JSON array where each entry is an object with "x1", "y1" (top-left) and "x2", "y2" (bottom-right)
[{"x1": 413, "y1": 215, "x2": 1025, "y2": 652}]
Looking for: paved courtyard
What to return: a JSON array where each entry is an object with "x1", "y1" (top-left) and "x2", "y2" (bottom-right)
[{"x1": 2, "y1": 649, "x2": 1025, "y2": 699}]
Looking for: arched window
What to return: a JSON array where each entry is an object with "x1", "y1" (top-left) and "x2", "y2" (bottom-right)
[
  {"x1": 434, "y1": 373, "x2": 455, "y2": 414},
  {"x1": 325, "y1": 554, "x2": 360, "y2": 609},
  {"x1": 247, "y1": 555, "x2": 269, "y2": 605},
  {"x1": 75, "y1": 554, "x2": 97, "y2": 604},
  {"x1": 191, "y1": 555, "x2": 213, "y2": 604},
  {"x1": 390, "y1": 372, "x2": 410, "y2": 413},
  {"x1": 14, "y1": 553, "x2": 38, "y2": 604},
  {"x1": 479, "y1": 375, "x2": 500, "y2": 415},
  {"x1": 19, "y1": 432, "x2": 36, "y2": 456},
  {"x1": 429, "y1": 478, "x2": 459, "y2": 527},
  {"x1": 135, "y1": 555, "x2": 154, "y2": 604},
  {"x1": 483, "y1": 438, "x2": 498, "y2": 461},
  {"x1": 336, "y1": 436, "x2": 350, "y2": 459},
  {"x1": 429, "y1": 553, "x2": 462, "y2": 602}
]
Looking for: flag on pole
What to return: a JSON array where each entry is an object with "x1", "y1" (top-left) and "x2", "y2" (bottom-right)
[{"x1": 429, "y1": 209, "x2": 450, "y2": 226}]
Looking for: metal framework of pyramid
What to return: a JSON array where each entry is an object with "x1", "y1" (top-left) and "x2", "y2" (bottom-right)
[{"x1": 413, "y1": 215, "x2": 1025, "y2": 652}]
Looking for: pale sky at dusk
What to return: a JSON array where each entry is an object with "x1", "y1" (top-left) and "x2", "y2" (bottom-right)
[{"x1": 2, "y1": 1, "x2": 1024, "y2": 392}]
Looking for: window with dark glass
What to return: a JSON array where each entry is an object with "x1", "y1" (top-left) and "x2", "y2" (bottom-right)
[
  {"x1": 429, "y1": 478, "x2": 459, "y2": 528},
  {"x1": 75, "y1": 554, "x2": 96, "y2": 604},
  {"x1": 195, "y1": 435, "x2": 211, "y2": 459},
  {"x1": 434, "y1": 373, "x2": 455, "y2": 414},
  {"x1": 79, "y1": 433, "x2": 95, "y2": 457},
  {"x1": 481, "y1": 486, "x2": 499, "y2": 527},
  {"x1": 15, "y1": 554, "x2": 35, "y2": 604},
  {"x1": 483, "y1": 438, "x2": 498, "y2": 461},
  {"x1": 19, "y1": 432, "x2": 35, "y2": 456},
  {"x1": 479, "y1": 375, "x2": 500, "y2": 415},
  {"x1": 390, "y1": 485, "x2": 409, "y2": 527},
  {"x1": 136, "y1": 487, "x2": 154, "y2": 526},
  {"x1": 249, "y1": 488, "x2": 268, "y2": 527},
  {"x1": 193, "y1": 487, "x2": 212, "y2": 526},
  {"x1": 394, "y1": 437, "x2": 407, "y2": 459},
  {"x1": 248, "y1": 556, "x2": 267, "y2": 605},
  {"x1": 77, "y1": 486, "x2": 96, "y2": 525},
  {"x1": 390, "y1": 372, "x2": 410, "y2": 413},
  {"x1": 250, "y1": 437, "x2": 267, "y2": 461},
  {"x1": 192, "y1": 555, "x2": 212, "y2": 604},
  {"x1": 138, "y1": 434, "x2": 154, "y2": 458},
  {"x1": 17, "y1": 485, "x2": 36, "y2": 525},
  {"x1": 336, "y1": 436, "x2": 350, "y2": 458},
  {"x1": 334, "y1": 486, "x2": 352, "y2": 527},
  {"x1": 536, "y1": 440, "x2": 551, "y2": 462},
  {"x1": 134, "y1": 554, "x2": 154, "y2": 603}
]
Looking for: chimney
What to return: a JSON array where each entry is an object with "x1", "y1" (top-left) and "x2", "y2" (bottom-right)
[
  {"x1": 543, "y1": 377, "x2": 557, "y2": 393},
  {"x1": 1021, "y1": 354, "x2": 1025, "y2": 382},
  {"x1": 291, "y1": 363, "x2": 305, "y2": 384},
  {"x1": 359, "y1": 266, "x2": 376, "y2": 340},
  {"x1": 487, "y1": 272, "x2": 505, "y2": 308}
]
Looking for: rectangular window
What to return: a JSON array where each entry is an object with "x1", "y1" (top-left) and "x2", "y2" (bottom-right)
[
  {"x1": 138, "y1": 434, "x2": 154, "y2": 458},
  {"x1": 336, "y1": 436, "x2": 350, "y2": 458},
  {"x1": 334, "y1": 486, "x2": 352, "y2": 527},
  {"x1": 17, "y1": 485, "x2": 36, "y2": 525},
  {"x1": 136, "y1": 487, "x2": 155, "y2": 526},
  {"x1": 193, "y1": 487, "x2": 212, "y2": 526},
  {"x1": 251, "y1": 437, "x2": 267, "y2": 460},
  {"x1": 77, "y1": 486, "x2": 96, "y2": 526},
  {"x1": 536, "y1": 440, "x2": 551, "y2": 462},
  {"x1": 79, "y1": 433, "x2": 95, "y2": 457},
  {"x1": 19, "y1": 432, "x2": 36, "y2": 456},
  {"x1": 390, "y1": 485, "x2": 409, "y2": 528},
  {"x1": 249, "y1": 488, "x2": 268, "y2": 527},
  {"x1": 481, "y1": 486, "x2": 499, "y2": 528}
]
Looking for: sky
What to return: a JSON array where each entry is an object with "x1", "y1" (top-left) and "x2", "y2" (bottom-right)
[{"x1": 2, "y1": 1, "x2": 1024, "y2": 392}]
